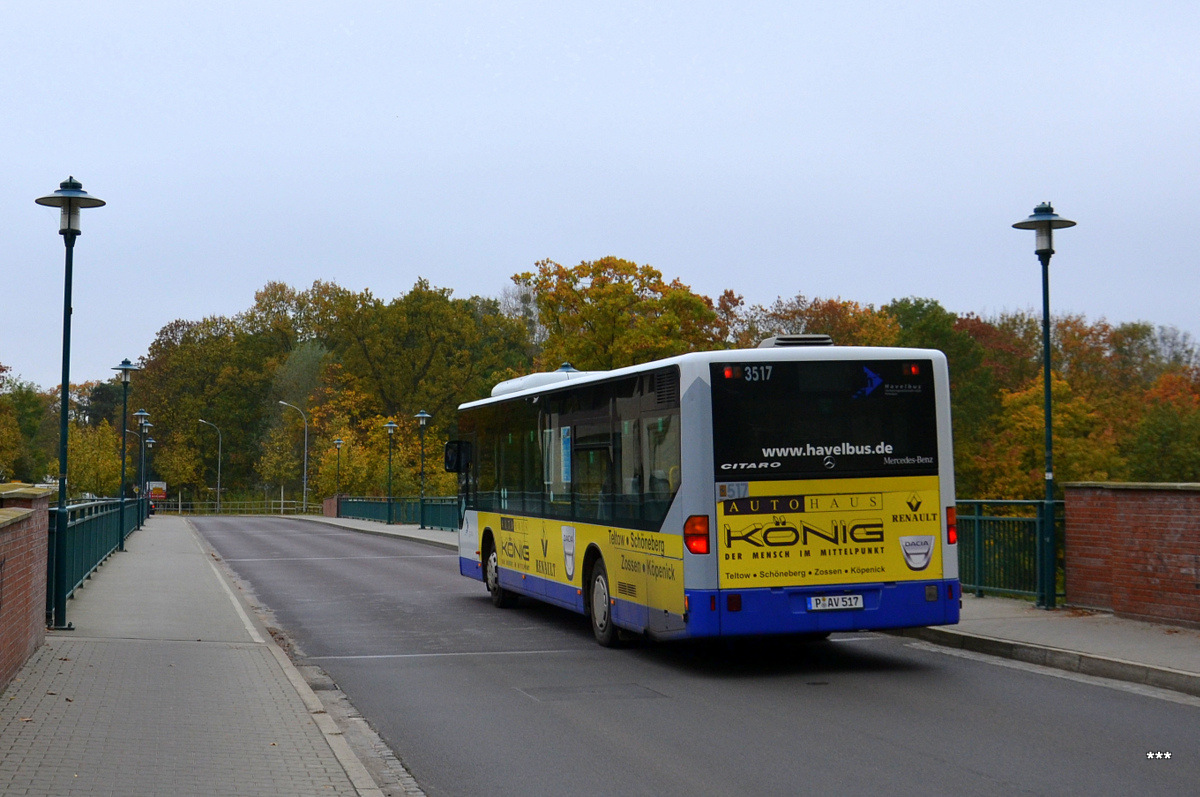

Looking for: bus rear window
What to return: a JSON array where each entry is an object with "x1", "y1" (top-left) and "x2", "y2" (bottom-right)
[{"x1": 710, "y1": 359, "x2": 938, "y2": 480}]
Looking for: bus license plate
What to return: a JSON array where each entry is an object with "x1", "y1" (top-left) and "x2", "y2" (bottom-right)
[{"x1": 808, "y1": 594, "x2": 864, "y2": 611}]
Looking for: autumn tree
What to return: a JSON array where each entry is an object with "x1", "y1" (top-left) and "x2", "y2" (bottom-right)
[
  {"x1": 981, "y1": 374, "x2": 1124, "y2": 499},
  {"x1": 515, "y1": 257, "x2": 722, "y2": 371}
]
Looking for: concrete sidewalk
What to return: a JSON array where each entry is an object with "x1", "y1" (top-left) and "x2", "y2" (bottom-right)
[
  {"x1": 0, "y1": 515, "x2": 387, "y2": 797},
  {"x1": 303, "y1": 514, "x2": 1200, "y2": 698}
]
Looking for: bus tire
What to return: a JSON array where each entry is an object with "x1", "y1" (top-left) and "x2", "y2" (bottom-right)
[
  {"x1": 589, "y1": 558, "x2": 622, "y2": 647},
  {"x1": 485, "y1": 544, "x2": 517, "y2": 608}
]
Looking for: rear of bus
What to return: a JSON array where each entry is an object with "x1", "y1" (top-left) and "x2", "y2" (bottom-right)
[{"x1": 689, "y1": 347, "x2": 960, "y2": 636}]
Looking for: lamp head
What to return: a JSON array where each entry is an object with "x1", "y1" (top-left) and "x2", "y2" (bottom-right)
[
  {"x1": 334, "y1": 438, "x2": 343, "y2": 449},
  {"x1": 1013, "y1": 202, "x2": 1076, "y2": 256},
  {"x1": 415, "y1": 410, "x2": 431, "y2": 427},
  {"x1": 113, "y1": 358, "x2": 139, "y2": 384},
  {"x1": 384, "y1": 421, "x2": 398, "y2": 435},
  {"x1": 36, "y1": 177, "x2": 106, "y2": 234}
]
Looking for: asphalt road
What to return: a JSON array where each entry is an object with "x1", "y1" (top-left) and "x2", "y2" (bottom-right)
[{"x1": 192, "y1": 517, "x2": 1198, "y2": 796}]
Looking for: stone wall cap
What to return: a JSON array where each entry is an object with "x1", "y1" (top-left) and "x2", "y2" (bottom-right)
[
  {"x1": 0, "y1": 507, "x2": 33, "y2": 530},
  {"x1": 0, "y1": 482, "x2": 56, "y2": 499},
  {"x1": 1064, "y1": 481, "x2": 1200, "y2": 493}
]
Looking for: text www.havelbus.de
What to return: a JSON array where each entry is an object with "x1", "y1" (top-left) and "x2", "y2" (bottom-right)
[{"x1": 761, "y1": 442, "x2": 894, "y2": 457}]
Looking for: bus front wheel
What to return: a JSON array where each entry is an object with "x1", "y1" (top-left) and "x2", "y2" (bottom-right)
[
  {"x1": 485, "y1": 544, "x2": 517, "y2": 608},
  {"x1": 589, "y1": 559, "x2": 622, "y2": 647}
]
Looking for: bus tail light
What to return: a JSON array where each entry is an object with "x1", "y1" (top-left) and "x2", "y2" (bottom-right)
[
  {"x1": 684, "y1": 515, "x2": 710, "y2": 554},
  {"x1": 946, "y1": 506, "x2": 957, "y2": 545}
]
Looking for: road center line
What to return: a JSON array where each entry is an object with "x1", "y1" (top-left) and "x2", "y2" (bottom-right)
[
  {"x1": 308, "y1": 649, "x2": 585, "y2": 661},
  {"x1": 225, "y1": 554, "x2": 456, "y2": 562}
]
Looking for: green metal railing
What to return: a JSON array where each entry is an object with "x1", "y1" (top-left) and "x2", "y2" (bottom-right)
[
  {"x1": 47, "y1": 497, "x2": 145, "y2": 626},
  {"x1": 956, "y1": 499, "x2": 1064, "y2": 601},
  {"x1": 154, "y1": 500, "x2": 320, "y2": 516},
  {"x1": 338, "y1": 496, "x2": 459, "y2": 530}
]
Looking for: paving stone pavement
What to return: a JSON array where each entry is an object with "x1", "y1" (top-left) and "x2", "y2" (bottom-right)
[{"x1": 0, "y1": 515, "x2": 381, "y2": 797}]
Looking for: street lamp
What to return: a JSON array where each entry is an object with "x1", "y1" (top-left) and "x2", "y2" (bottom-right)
[
  {"x1": 415, "y1": 410, "x2": 431, "y2": 528},
  {"x1": 334, "y1": 438, "x2": 344, "y2": 492},
  {"x1": 125, "y1": 428, "x2": 142, "y2": 530},
  {"x1": 384, "y1": 420, "x2": 398, "y2": 524},
  {"x1": 133, "y1": 410, "x2": 152, "y2": 498},
  {"x1": 198, "y1": 419, "x2": 223, "y2": 515},
  {"x1": 334, "y1": 438, "x2": 344, "y2": 514},
  {"x1": 37, "y1": 176, "x2": 105, "y2": 629},
  {"x1": 146, "y1": 438, "x2": 156, "y2": 480},
  {"x1": 113, "y1": 359, "x2": 139, "y2": 550},
  {"x1": 1013, "y1": 202, "x2": 1076, "y2": 610},
  {"x1": 145, "y1": 438, "x2": 156, "y2": 510},
  {"x1": 279, "y1": 401, "x2": 309, "y2": 513}
]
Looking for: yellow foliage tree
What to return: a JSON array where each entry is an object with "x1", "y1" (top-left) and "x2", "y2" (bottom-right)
[
  {"x1": 515, "y1": 257, "x2": 722, "y2": 371},
  {"x1": 980, "y1": 374, "x2": 1125, "y2": 499}
]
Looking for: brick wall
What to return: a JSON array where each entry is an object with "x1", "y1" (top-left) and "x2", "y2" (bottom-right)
[
  {"x1": 1064, "y1": 483, "x2": 1200, "y2": 627},
  {"x1": 0, "y1": 486, "x2": 53, "y2": 691}
]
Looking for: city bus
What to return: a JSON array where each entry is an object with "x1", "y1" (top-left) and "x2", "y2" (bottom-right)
[{"x1": 444, "y1": 335, "x2": 960, "y2": 646}]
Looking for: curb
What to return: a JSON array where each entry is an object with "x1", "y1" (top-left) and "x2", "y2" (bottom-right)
[
  {"x1": 296, "y1": 515, "x2": 458, "y2": 551},
  {"x1": 893, "y1": 626, "x2": 1200, "y2": 699}
]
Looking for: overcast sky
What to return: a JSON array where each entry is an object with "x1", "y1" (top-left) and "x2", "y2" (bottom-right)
[{"x1": 3, "y1": 2, "x2": 1197, "y2": 389}]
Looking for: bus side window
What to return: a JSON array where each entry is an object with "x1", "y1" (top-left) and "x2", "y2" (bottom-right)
[{"x1": 643, "y1": 413, "x2": 680, "y2": 524}]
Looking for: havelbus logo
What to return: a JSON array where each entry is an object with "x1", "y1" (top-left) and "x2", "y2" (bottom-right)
[{"x1": 900, "y1": 536, "x2": 934, "y2": 570}]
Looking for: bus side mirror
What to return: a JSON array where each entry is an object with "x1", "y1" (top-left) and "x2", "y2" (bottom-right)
[{"x1": 444, "y1": 440, "x2": 472, "y2": 473}]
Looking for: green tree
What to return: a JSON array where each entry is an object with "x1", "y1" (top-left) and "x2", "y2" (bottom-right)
[
  {"x1": 309, "y1": 279, "x2": 529, "y2": 433},
  {"x1": 884, "y1": 297, "x2": 1000, "y2": 498},
  {"x1": 1125, "y1": 373, "x2": 1200, "y2": 482}
]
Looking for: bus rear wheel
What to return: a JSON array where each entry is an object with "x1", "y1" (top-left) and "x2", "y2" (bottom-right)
[
  {"x1": 485, "y1": 544, "x2": 517, "y2": 608},
  {"x1": 589, "y1": 559, "x2": 622, "y2": 647}
]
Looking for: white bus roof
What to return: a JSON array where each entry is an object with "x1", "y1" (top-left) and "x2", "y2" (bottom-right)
[{"x1": 458, "y1": 345, "x2": 946, "y2": 411}]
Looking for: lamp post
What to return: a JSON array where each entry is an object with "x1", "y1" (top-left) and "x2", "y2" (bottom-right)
[
  {"x1": 279, "y1": 401, "x2": 309, "y2": 513},
  {"x1": 133, "y1": 410, "x2": 152, "y2": 498},
  {"x1": 384, "y1": 421, "x2": 397, "y2": 524},
  {"x1": 125, "y1": 428, "x2": 141, "y2": 529},
  {"x1": 37, "y1": 177, "x2": 105, "y2": 629},
  {"x1": 145, "y1": 438, "x2": 156, "y2": 514},
  {"x1": 334, "y1": 438, "x2": 343, "y2": 516},
  {"x1": 334, "y1": 438, "x2": 344, "y2": 492},
  {"x1": 1013, "y1": 202, "x2": 1076, "y2": 609},
  {"x1": 198, "y1": 419, "x2": 223, "y2": 515},
  {"x1": 113, "y1": 359, "x2": 139, "y2": 550},
  {"x1": 145, "y1": 438, "x2": 156, "y2": 484},
  {"x1": 415, "y1": 411, "x2": 431, "y2": 528},
  {"x1": 140, "y1": 420, "x2": 153, "y2": 512}
]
